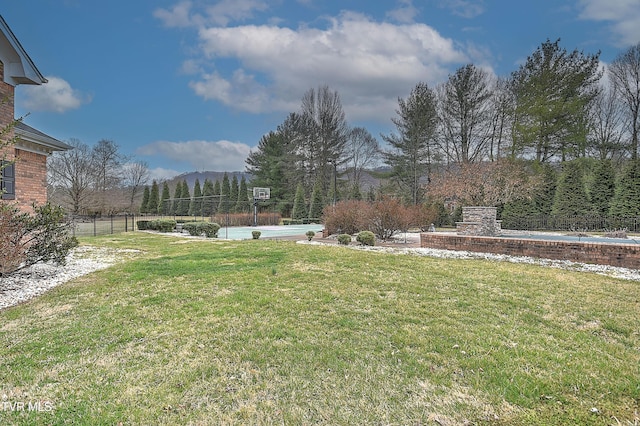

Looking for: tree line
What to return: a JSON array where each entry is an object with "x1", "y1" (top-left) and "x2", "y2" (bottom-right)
[
  {"x1": 247, "y1": 39, "x2": 640, "y2": 220},
  {"x1": 140, "y1": 173, "x2": 252, "y2": 217}
]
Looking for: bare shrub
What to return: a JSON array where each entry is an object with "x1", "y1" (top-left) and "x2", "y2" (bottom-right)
[{"x1": 322, "y1": 200, "x2": 368, "y2": 235}]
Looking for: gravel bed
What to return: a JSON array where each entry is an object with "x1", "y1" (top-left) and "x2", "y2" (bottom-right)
[
  {"x1": 0, "y1": 246, "x2": 139, "y2": 311},
  {"x1": 299, "y1": 240, "x2": 640, "y2": 282}
]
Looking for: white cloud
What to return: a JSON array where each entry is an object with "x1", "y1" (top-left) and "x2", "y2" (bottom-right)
[
  {"x1": 148, "y1": 167, "x2": 183, "y2": 182},
  {"x1": 154, "y1": 0, "x2": 269, "y2": 28},
  {"x1": 153, "y1": 1, "x2": 196, "y2": 28},
  {"x1": 203, "y1": 0, "x2": 269, "y2": 26},
  {"x1": 184, "y1": 11, "x2": 468, "y2": 121},
  {"x1": 578, "y1": 0, "x2": 640, "y2": 46},
  {"x1": 387, "y1": 0, "x2": 419, "y2": 23},
  {"x1": 137, "y1": 140, "x2": 251, "y2": 172},
  {"x1": 19, "y1": 76, "x2": 90, "y2": 113}
]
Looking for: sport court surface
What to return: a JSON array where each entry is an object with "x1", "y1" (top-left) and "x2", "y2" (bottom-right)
[{"x1": 217, "y1": 224, "x2": 324, "y2": 240}]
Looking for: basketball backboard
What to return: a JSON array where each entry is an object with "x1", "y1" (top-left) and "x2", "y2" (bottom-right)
[{"x1": 252, "y1": 187, "x2": 270, "y2": 200}]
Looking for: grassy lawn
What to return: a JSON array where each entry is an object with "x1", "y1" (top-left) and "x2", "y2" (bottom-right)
[{"x1": 1, "y1": 233, "x2": 638, "y2": 425}]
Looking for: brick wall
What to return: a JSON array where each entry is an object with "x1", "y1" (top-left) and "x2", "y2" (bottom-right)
[
  {"x1": 15, "y1": 148, "x2": 47, "y2": 207},
  {"x1": 420, "y1": 233, "x2": 640, "y2": 269},
  {"x1": 1, "y1": 60, "x2": 49, "y2": 211},
  {"x1": 0, "y1": 61, "x2": 16, "y2": 162}
]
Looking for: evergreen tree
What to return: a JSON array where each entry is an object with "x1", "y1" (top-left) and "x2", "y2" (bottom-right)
[
  {"x1": 236, "y1": 176, "x2": 251, "y2": 213},
  {"x1": 218, "y1": 173, "x2": 231, "y2": 214},
  {"x1": 229, "y1": 175, "x2": 239, "y2": 213},
  {"x1": 177, "y1": 180, "x2": 191, "y2": 216},
  {"x1": 381, "y1": 82, "x2": 438, "y2": 204},
  {"x1": 140, "y1": 185, "x2": 150, "y2": 214},
  {"x1": 609, "y1": 160, "x2": 640, "y2": 216},
  {"x1": 213, "y1": 179, "x2": 221, "y2": 215},
  {"x1": 590, "y1": 159, "x2": 616, "y2": 216},
  {"x1": 350, "y1": 183, "x2": 362, "y2": 200},
  {"x1": 533, "y1": 163, "x2": 557, "y2": 216},
  {"x1": 160, "y1": 181, "x2": 171, "y2": 215},
  {"x1": 201, "y1": 179, "x2": 216, "y2": 217},
  {"x1": 189, "y1": 179, "x2": 203, "y2": 217},
  {"x1": 511, "y1": 39, "x2": 601, "y2": 161},
  {"x1": 551, "y1": 160, "x2": 591, "y2": 216},
  {"x1": 147, "y1": 180, "x2": 160, "y2": 214},
  {"x1": 308, "y1": 179, "x2": 324, "y2": 220},
  {"x1": 171, "y1": 181, "x2": 181, "y2": 215},
  {"x1": 292, "y1": 184, "x2": 307, "y2": 220}
]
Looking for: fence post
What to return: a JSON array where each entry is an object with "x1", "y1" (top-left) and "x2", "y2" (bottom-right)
[{"x1": 93, "y1": 216, "x2": 97, "y2": 237}]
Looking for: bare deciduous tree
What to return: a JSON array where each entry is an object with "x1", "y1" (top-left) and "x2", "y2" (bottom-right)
[
  {"x1": 48, "y1": 138, "x2": 95, "y2": 214},
  {"x1": 345, "y1": 127, "x2": 379, "y2": 194},
  {"x1": 438, "y1": 64, "x2": 495, "y2": 164},
  {"x1": 121, "y1": 160, "x2": 150, "y2": 212},
  {"x1": 609, "y1": 42, "x2": 640, "y2": 159}
]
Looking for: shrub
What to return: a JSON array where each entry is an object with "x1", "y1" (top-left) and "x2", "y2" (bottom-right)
[
  {"x1": 0, "y1": 202, "x2": 78, "y2": 276},
  {"x1": 322, "y1": 200, "x2": 368, "y2": 235},
  {"x1": 356, "y1": 231, "x2": 375, "y2": 246},
  {"x1": 364, "y1": 197, "x2": 404, "y2": 241},
  {"x1": 136, "y1": 220, "x2": 150, "y2": 230},
  {"x1": 182, "y1": 222, "x2": 200, "y2": 236},
  {"x1": 252, "y1": 230, "x2": 261, "y2": 239},
  {"x1": 149, "y1": 219, "x2": 176, "y2": 233},
  {"x1": 337, "y1": 234, "x2": 352, "y2": 245},
  {"x1": 199, "y1": 222, "x2": 220, "y2": 238},
  {"x1": 306, "y1": 230, "x2": 315, "y2": 241}
]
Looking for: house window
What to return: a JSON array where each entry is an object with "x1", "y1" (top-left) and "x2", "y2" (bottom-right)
[{"x1": 1, "y1": 161, "x2": 15, "y2": 200}]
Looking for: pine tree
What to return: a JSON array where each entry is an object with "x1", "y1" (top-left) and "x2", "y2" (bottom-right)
[
  {"x1": 308, "y1": 179, "x2": 324, "y2": 220},
  {"x1": 218, "y1": 173, "x2": 231, "y2": 214},
  {"x1": 229, "y1": 175, "x2": 239, "y2": 213},
  {"x1": 551, "y1": 160, "x2": 591, "y2": 216},
  {"x1": 178, "y1": 180, "x2": 191, "y2": 216},
  {"x1": 235, "y1": 176, "x2": 251, "y2": 213},
  {"x1": 147, "y1": 180, "x2": 160, "y2": 214},
  {"x1": 160, "y1": 181, "x2": 171, "y2": 215},
  {"x1": 201, "y1": 179, "x2": 215, "y2": 217},
  {"x1": 292, "y1": 183, "x2": 307, "y2": 220},
  {"x1": 213, "y1": 179, "x2": 221, "y2": 214},
  {"x1": 189, "y1": 179, "x2": 202, "y2": 217},
  {"x1": 171, "y1": 181, "x2": 181, "y2": 215},
  {"x1": 534, "y1": 163, "x2": 557, "y2": 216},
  {"x1": 609, "y1": 160, "x2": 640, "y2": 216},
  {"x1": 590, "y1": 159, "x2": 616, "y2": 216},
  {"x1": 140, "y1": 185, "x2": 150, "y2": 214}
]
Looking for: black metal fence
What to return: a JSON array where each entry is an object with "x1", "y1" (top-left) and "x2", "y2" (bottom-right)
[
  {"x1": 70, "y1": 214, "x2": 138, "y2": 237},
  {"x1": 501, "y1": 215, "x2": 640, "y2": 232}
]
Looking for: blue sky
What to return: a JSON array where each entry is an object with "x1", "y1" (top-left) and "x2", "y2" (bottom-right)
[{"x1": 3, "y1": 1, "x2": 639, "y2": 180}]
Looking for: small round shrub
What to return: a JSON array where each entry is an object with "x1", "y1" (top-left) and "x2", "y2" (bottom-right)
[
  {"x1": 252, "y1": 230, "x2": 261, "y2": 239},
  {"x1": 199, "y1": 222, "x2": 220, "y2": 238},
  {"x1": 136, "y1": 220, "x2": 150, "y2": 230},
  {"x1": 337, "y1": 234, "x2": 352, "y2": 245},
  {"x1": 149, "y1": 219, "x2": 176, "y2": 232},
  {"x1": 183, "y1": 222, "x2": 200, "y2": 236},
  {"x1": 356, "y1": 230, "x2": 375, "y2": 246},
  {"x1": 306, "y1": 230, "x2": 315, "y2": 241}
]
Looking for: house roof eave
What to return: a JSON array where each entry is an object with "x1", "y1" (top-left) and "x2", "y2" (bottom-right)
[
  {"x1": 0, "y1": 15, "x2": 47, "y2": 86},
  {"x1": 15, "y1": 121, "x2": 71, "y2": 153}
]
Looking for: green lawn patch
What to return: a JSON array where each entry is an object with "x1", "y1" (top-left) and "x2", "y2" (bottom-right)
[{"x1": 1, "y1": 232, "x2": 638, "y2": 425}]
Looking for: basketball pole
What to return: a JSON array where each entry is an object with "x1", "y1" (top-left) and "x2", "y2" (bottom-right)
[{"x1": 253, "y1": 197, "x2": 258, "y2": 227}]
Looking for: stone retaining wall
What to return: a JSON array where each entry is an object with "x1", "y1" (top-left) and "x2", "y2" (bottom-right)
[{"x1": 420, "y1": 233, "x2": 640, "y2": 269}]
